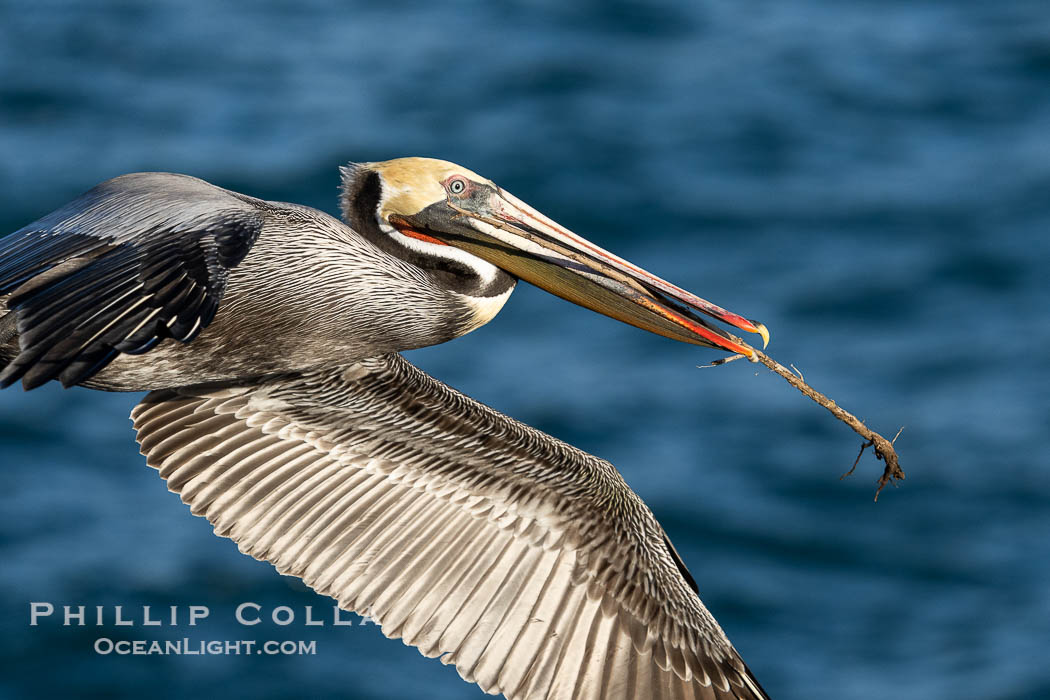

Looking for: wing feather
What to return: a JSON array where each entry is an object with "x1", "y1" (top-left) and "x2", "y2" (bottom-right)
[
  {"x1": 0, "y1": 172, "x2": 264, "y2": 388},
  {"x1": 132, "y1": 354, "x2": 769, "y2": 699}
]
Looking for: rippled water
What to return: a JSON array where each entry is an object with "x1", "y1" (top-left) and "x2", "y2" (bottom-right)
[{"x1": 1, "y1": 2, "x2": 1048, "y2": 699}]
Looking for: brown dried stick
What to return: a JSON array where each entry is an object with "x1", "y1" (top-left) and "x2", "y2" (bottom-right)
[{"x1": 748, "y1": 348, "x2": 905, "y2": 500}]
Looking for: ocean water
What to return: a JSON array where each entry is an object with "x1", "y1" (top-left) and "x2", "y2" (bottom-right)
[{"x1": 1, "y1": 1, "x2": 1048, "y2": 699}]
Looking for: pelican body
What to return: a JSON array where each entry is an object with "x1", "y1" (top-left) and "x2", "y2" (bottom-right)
[{"x1": 0, "y1": 158, "x2": 770, "y2": 699}]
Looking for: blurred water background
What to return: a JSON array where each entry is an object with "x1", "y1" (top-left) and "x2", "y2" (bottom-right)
[{"x1": 1, "y1": 1, "x2": 1048, "y2": 699}]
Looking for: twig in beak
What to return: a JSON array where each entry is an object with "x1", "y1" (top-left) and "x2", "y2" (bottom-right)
[
  {"x1": 754, "y1": 347, "x2": 905, "y2": 501},
  {"x1": 704, "y1": 338, "x2": 906, "y2": 501},
  {"x1": 698, "y1": 353, "x2": 747, "y2": 368}
]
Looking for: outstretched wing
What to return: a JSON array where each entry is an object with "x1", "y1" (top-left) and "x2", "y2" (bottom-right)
[
  {"x1": 0, "y1": 173, "x2": 265, "y2": 389},
  {"x1": 132, "y1": 353, "x2": 768, "y2": 700}
]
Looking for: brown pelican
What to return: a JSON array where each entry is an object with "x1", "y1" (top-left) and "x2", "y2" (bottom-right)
[{"x1": 0, "y1": 158, "x2": 771, "y2": 699}]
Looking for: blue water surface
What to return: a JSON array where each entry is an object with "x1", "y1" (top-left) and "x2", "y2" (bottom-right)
[{"x1": 1, "y1": 2, "x2": 1048, "y2": 699}]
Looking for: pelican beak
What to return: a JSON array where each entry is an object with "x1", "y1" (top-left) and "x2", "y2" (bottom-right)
[{"x1": 391, "y1": 184, "x2": 769, "y2": 359}]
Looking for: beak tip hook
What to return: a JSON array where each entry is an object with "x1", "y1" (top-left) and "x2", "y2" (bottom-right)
[{"x1": 753, "y1": 321, "x2": 770, "y2": 349}]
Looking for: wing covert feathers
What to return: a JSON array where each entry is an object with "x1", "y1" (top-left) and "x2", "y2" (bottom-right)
[
  {"x1": 0, "y1": 173, "x2": 264, "y2": 389},
  {"x1": 132, "y1": 354, "x2": 768, "y2": 699}
]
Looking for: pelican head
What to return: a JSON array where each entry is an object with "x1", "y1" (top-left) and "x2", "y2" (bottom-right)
[{"x1": 340, "y1": 157, "x2": 769, "y2": 358}]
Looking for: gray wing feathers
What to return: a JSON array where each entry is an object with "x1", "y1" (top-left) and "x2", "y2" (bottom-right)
[
  {"x1": 132, "y1": 354, "x2": 768, "y2": 700},
  {"x1": 0, "y1": 173, "x2": 264, "y2": 389}
]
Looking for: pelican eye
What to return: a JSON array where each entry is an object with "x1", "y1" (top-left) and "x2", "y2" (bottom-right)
[{"x1": 447, "y1": 177, "x2": 468, "y2": 196}]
